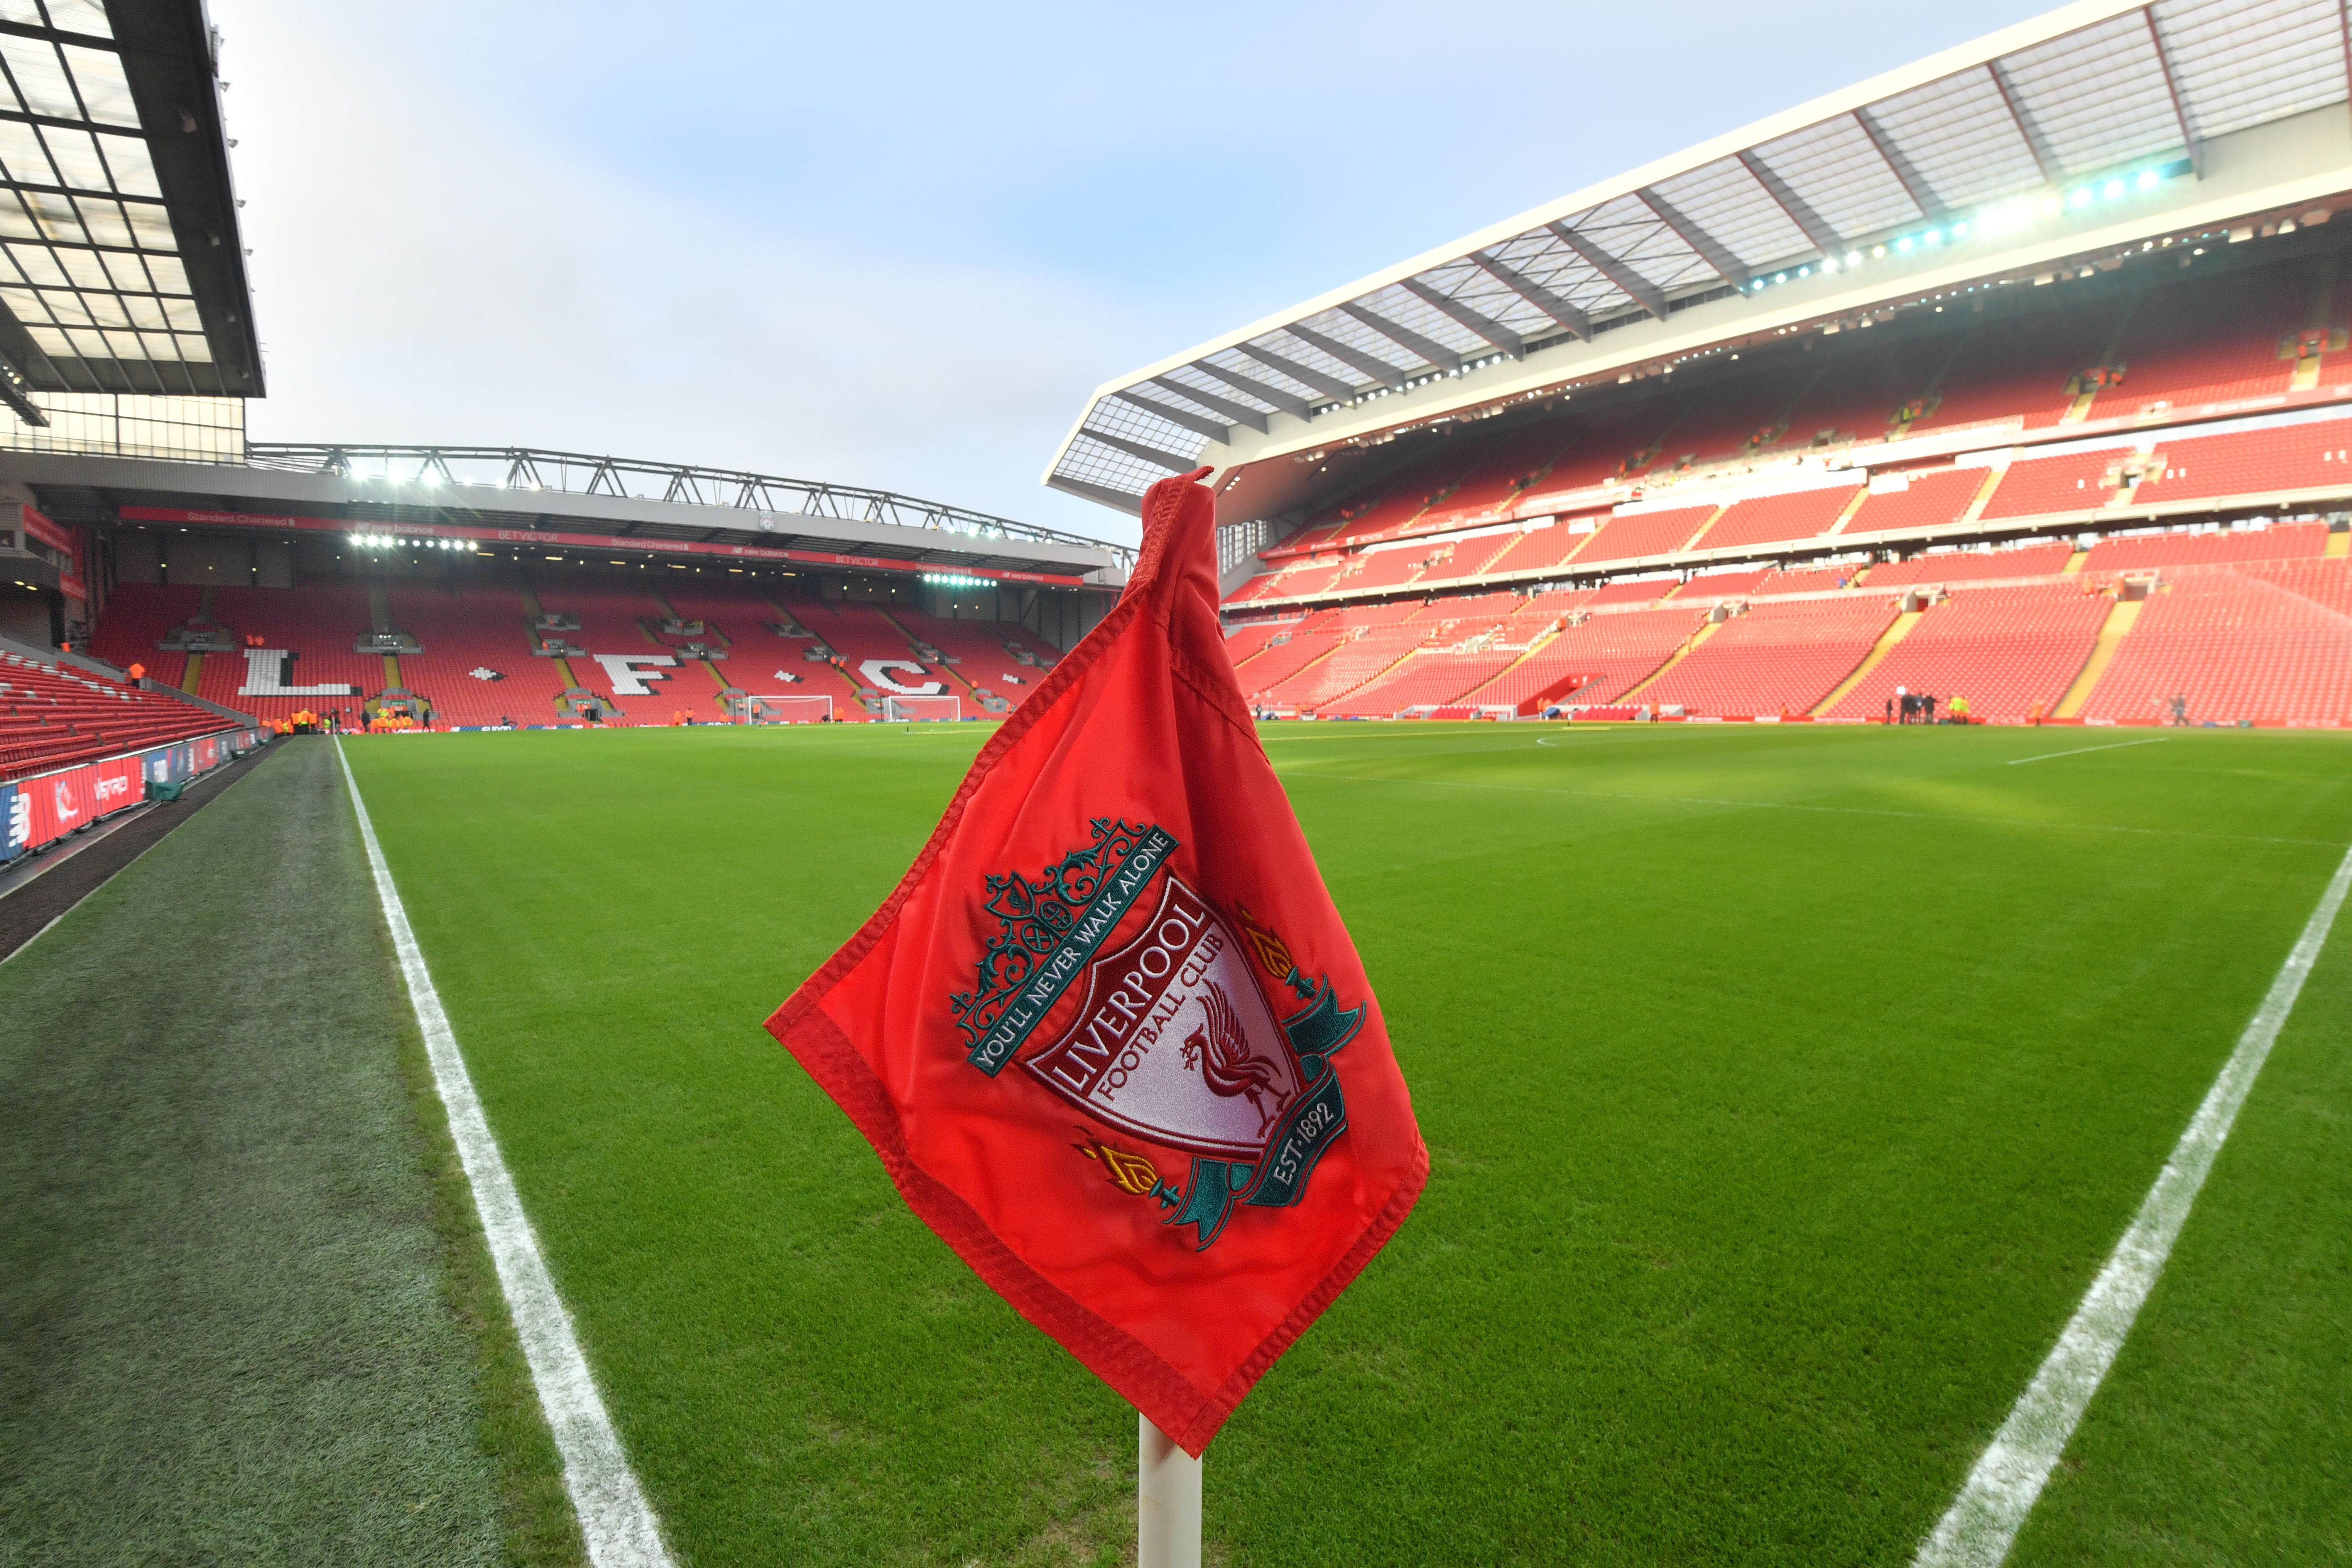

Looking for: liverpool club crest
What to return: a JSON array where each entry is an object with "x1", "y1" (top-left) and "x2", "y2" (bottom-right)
[{"x1": 949, "y1": 819, "x2": 1362, "y2": 1249}]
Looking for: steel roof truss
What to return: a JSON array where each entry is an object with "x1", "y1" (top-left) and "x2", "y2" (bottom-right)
[
  {"x1": 1397, "y1": 276, "x2": 1523, "y2": 356},
  {"x1": 1470, "y1": 250, "x2": 1592, "y2": 340},
  {"x1": 1146, "y1": 376, "x2": 1270, "y2": 433},
  {"x1": 1081, "y1": 428, "x2": 1199, "y2": 474},
  {"x1": 1238, "y1": 340, "x2": 1361, "y2": 403},
  {"x1": 1988, "y1": 60, "x2": 2063, "y2": 182},
  {"x1": 1735, "y1": 149, "x2": 1846, "y2": 256},
  {"x1": 1114, "y1": 389, "x2": 1232, "y2": 444},
  {"x1": 2142, "y1": 5, "x2": 2205, "y2": 176},
  {"x1": 1283, "y1": 321, "x2": 1410, "y2": 389},
  {"x1": 1190, "y1": 361, "x2": 1315, "y2": 419},
  {"x1": 1337, "y1": 300, "x2": 1462, "y2": 373},
  {"x1": 1853, "y1": 106, "x2": 1946, "y2": 220},
  {"x1": 1634, "y1": 187, "x2": 1751, "y2": 289},
  {"x1": 1547, "y1": 222, "x2": 1669, "y2": 319}
]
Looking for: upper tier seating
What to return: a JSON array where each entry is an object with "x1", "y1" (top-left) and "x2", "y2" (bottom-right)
[
  {"x1": 2081, "y1": 521, "x2": 2330, "y2": 574},
  {"x1": 1480, "y1": 520, "x2": 1590, "y2": 578},
  {"x1": 1695, "y1": 483, "x2": 1863, "y2": 553},
  {"x1": 1978, "y1": 446, "x2": 2134, "y2": 520},
  {"x1": 1864, "y1": 540, "x2": 2075, "y2": 588},
  {"x1": 1637, "y1": 597, "x2": 1898, "y2": 717},
  {"x1": 1571, "y1": 506, "x2": 1718, "y2": 568},
  {"x1": 1824, "y1": 584, "x2": 2110, "y2": 723},
  {"x1": 2100, "y1": 264, "x2": 2308, "y2": 418},
  {"x1": 1841, "y1": 468, "x2": 1992, "y2": 537},
  {"x1": 2080, "y1": 560, "x2": 2352, "y2": 725},
  {"x1": 1907, "y1": 303, "x2": 2124, "y2": 435},
  {"x1": 2134, "y1": 419, "x2": 2352, "y2": 507},
  {"x1": 0, "y1": 651, "x2": 231, "y2": 782}
]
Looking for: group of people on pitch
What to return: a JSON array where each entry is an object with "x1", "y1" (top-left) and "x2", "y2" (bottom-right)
[{"x1": 1886, "y1": 687, "x2": 1970, "y2": 724}]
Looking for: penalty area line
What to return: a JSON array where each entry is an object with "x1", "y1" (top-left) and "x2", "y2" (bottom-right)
[
  {"x1": 1914, "y1": 836, "x2": 2352, "y2": 1568},
  {"x1": 334, "y1": 740, "x2": 674, "y2": 1568},
  {"x1": 2005, "y1": 738, "x2": 2169, "y2": 765}
]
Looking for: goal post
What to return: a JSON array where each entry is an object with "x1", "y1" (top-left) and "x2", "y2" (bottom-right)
[
  {"x1": 884, "y1": 694, "x2": 963, "y2": 723},
  {"x1": 741, "y1": 693, "x2": 833, "y2": 724}
]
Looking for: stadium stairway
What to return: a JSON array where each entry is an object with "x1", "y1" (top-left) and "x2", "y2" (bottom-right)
[
  {"x1": 2052, "y1": 596, "x2": 2144, "y2": 717},
  {"x1": 180, "y1": 585, "x2": 217, "y2": 694},
  {"x1": 1811, "y1": 606, "x2": 1926, "y2": 714}
]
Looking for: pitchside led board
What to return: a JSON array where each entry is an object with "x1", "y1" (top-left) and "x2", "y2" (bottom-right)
[{"x1": 770, "y1": 470, "x2": 1426, "y2": 1454}]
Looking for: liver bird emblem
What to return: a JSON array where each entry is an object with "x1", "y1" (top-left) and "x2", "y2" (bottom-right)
[{"x1": 1182, "y1": 981, "x2": 1283, "y2": 1133}]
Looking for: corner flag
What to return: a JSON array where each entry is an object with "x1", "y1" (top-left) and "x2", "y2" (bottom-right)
[{"x1": 768, "y1": 468, "x2": 1426, "y2": 1454}]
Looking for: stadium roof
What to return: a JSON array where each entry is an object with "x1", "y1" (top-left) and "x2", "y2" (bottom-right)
[
  {"x1": 1048, "y1": 0, "x2": 2352, "y2": 513},
  {"x1": 6, "y1": 440, "x2": 1130, "y2": 581},
  {"x1": 0, "y1": 0, "x2": 259, "y2": 419}
]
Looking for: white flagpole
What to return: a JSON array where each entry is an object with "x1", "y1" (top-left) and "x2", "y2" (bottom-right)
[{"x1": 1138, "y1": 1412, "x2": 1202, "y2": 1568}]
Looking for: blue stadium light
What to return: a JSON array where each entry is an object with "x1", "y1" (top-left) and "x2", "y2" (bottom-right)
[
  {"x1": 2137, "y1": 169, "x2": 2159, "y2": 191},
  {"x1": 2103, "y1": 179, "x2": 2124, "y2": 200},
  {"x1": 1896, "y1": 237, "x2": 1913, "y2": 252},
  {"x1": 2070, "y1": 188, "x2": 2093, "y2": 209}
]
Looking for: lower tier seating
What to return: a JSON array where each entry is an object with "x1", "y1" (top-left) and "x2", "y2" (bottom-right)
[
  {"x1": 1824, "y1": 584, "x2": 2111, "y2": 723},
  {"x1": 2079, "y1": 561, "x2": 2352, "y2": 725},
  {"x1": 1637, "y1": 597, "x2": 1899, "y2": 717}
]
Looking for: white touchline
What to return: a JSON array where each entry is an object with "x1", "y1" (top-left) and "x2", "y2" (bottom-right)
[
  {"x1": 2005, "y1": 738, "x2": 2170, "y2": 765},
  {"x1": 1914, "y1": 836, "x2": 2352, "y2": 1568},
  {"x1": 335, "y1": 741, "x2": 674, "y2": 1568}
]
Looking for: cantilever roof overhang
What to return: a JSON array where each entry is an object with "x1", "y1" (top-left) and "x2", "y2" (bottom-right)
[
  {"x1": 4, "y1": 449, "x2": 1127, "y2": 584},
  {"x1": 1048, "y1": 0, "x2": 2352, "y2": 516},
  {"x1": 0, "y1": 0, "x2": 260, "y2": 418}
]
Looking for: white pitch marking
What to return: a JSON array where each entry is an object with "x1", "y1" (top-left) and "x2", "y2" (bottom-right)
[
  {"x1": 2005, "y1": 738, "x2": 2170, "y2": 766},
  {"x1": 1914, "y1": 837, "x2": 2352, "y2": 1568},
  {"x1": 335, "y1": 741, "x2": 674, "y2": 1568}
]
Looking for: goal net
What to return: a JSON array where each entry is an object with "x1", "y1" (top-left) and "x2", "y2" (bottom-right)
[
  {"x1": 742, "y1": 693, "x2": 833, "y2": 724},
  {"x1": 884, "y1": 694, "x2": 962, "y2": 722}
]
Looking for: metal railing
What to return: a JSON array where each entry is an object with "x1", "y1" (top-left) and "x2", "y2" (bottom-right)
[{"x1": 245, "y1": 443, "x2": 1135, "y2": 570}]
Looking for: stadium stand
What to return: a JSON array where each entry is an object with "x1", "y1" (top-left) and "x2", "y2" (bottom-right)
[
  {"x1": 86, "y1": 582, "x2": 199, "y2": 691},
  {"x1": 2078, "y1": 560, "x2": 2352, "y2": 725},
  {"x1": 1485, "y1": 607, "x2": 1703, "y2": 710},
  {"x1": 1694, "y1": 483, "x2": 1864, "y2": 553},
  {"x1": 1259, "y1": 623, "x2": 1426, "y2": 712},
  {"x1": 0, "y1": 652, "x2": 232, "y2": 781},
  {"x1": 2134, "y1": 421, "x2": 2352, "y2": 507},
  {"x1": 387, "y1": 579, "x2": 569, "y2": 727},
  {"x1": 196, "y1": 583, "x2": 379, "y2": 726},
  {"x1": 2081, "y1": 522, "x2": 2330, "y2": 574},
  {"x1": 1977, "y1": 446, "x2": 2134, "y2": 521},
  {"x1": 1636, "y1": 597, "x2": 1899, "y2": 718},
  {"x1": 1840, "y1": 468, "x2": 1993, "y2": 538},
  {"x1": 1670, "y1": 569, "x2": 1773, "y2": 600},
  {"x1": 1573, "y1": 506, "x2": 1718, "y2": 569},
  {"x1": 1864, "y1": 541, "x2": 2076, "y2": 588},
  {"x1": 1825, "y1": 585, "x2": 2112, "y2": 723}
]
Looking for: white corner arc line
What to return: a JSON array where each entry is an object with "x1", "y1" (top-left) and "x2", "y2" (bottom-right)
[
  {"x1": 2005, "y1": 738, "x2": 2170, "y2": 765},
  {"x1": 335, "y1": 740, "x2": 674, "y2": 1568},
  {"x1": 1914, "y1": 837, "x2": 2352, "y2": 1568}
]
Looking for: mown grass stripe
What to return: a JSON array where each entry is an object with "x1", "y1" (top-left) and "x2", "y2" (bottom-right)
[
  {"x1": 335, "y1": 738, "x2": 675, "y2": 1568},
  {"x1": 1914, "y1": 837, "x2": 2352, "y2": 1568}
]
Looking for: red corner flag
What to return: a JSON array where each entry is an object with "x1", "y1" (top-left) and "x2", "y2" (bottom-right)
[{"x1": 767, "y1": 468, "x2": 1426, "y2": 1454}]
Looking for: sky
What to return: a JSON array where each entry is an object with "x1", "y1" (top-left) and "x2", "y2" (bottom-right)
[{"x1": 212, "y1": 0, "x2": 2058, "y2": 546}]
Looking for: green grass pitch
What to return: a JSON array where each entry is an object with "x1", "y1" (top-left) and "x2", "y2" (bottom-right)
[{"x1": 338, "y1": 722, "x2": 2352, "y2": 1567}]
